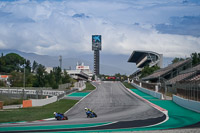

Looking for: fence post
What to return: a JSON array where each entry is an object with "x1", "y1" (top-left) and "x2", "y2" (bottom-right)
[{"x1": 155, "y1": 85, "x2": 158, "y2": 92}]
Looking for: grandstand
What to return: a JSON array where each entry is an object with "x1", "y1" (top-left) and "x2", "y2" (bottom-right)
[
  {"x1": 167, "y1": 63, "x2": 200, "y2": 85},
  {"x1": 128, "y1": 51, "x2": 163, "y2": 79},
  {"x1": 128, "y1": 51, "x2": 163, "y2": 68},
  {"x1": 128, "y1": 50, "x2": 200, "y2": 101},
  {"x1": 142, "y1": 59, "x2": 192, "y2": 83}
]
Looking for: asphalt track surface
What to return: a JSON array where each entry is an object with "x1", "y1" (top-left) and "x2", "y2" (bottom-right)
[{"x1": 0, "y1": 82, "x2": 166, "y2": 132}]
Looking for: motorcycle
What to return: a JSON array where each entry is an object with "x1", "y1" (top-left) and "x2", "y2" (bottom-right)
[
  {"x1": 86, "y1": 110, "x2": 97, "y2": 118},
  {"x1": 55, "y1": 113, "x2": 68, "y2": 120}
]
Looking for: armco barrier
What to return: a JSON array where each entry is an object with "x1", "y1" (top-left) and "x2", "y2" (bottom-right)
[
  {"x1": 31, "y1": 96, "x2": 57, "y2": 107},
  {"x1": 173, "y1": 95, "x2": 200, "y2": 113},
  {"x1": 131, "y1": 83, "x2": 164, "y2": 99}
]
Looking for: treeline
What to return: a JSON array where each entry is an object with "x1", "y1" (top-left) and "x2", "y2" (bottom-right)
[
  {"x1": 171, "y1": 52, "x2": 200, "y2": 66},
  {"x1": 0, "y1": 53, "x2": 73, "y2": 89}
]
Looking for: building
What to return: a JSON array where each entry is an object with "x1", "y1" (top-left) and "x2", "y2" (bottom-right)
[
  {"x1": 46, "y1": 63, "x2": 92, "y2": 81},
  {"x1": 0, "y1": 75, "x2": 11, "y2": 86},
  {"x1": 128, "y1": 50, "x2": 163, "y2": 68},
  {"x1": 76, "y1": 62, "x2": 93, "y2": 77},
  {"x1": 128, "y1": 50, "x2": 163, "y2": 79}
]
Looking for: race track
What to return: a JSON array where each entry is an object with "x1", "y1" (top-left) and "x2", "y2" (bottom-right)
[{"x1": 0, "y1": 82, "x2": 166, "y2": 132}]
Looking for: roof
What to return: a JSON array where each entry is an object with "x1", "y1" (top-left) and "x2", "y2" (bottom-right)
[
  {"x1": 0, "y1": 75, "x2": 10, "y2": 79},
  {"x1": 142, "y1": 59, "x2": 192, "y2": 81},
  {"x1": 167, "y1": 72, "x2": 195, "y2": 84},
  {"x1": 128, "y1": 50, "x2": 162, "y2": 68},
  {"x1": 128, "y1": 50, "x2": 160, "y2": 63}
]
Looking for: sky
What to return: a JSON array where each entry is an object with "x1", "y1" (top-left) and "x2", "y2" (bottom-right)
[{"x1": 0, "y1": 0, "x2": 200, "y2": 58}]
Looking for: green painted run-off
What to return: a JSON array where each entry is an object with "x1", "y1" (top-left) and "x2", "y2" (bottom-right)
[{"x1": 66, "y1": 92, "x2": 89, "y2": 97}]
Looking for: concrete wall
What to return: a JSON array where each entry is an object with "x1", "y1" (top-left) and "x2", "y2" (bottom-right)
[
  {"x1": 73, "y1": 81, "x2": 86, "y2": 91},
  {"x1": 58, "y1": 83, "x2": 71, "y2": 89},
  {"x1": 173, "y1": 95, "x2": 200, "y2": 113},
  {"x1": 31, "y1": 96, "x2": 57, "y2": 107},
  {"x1": 131, "y1": 83, "x2": 164, "y2": 99}
]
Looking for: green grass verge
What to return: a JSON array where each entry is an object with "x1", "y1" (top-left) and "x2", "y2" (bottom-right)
[
  {"x1": 0, "y1": 99, "x2": 78, "y2": 123},
  {"x1": 123, "y1": 82, "x2": 135, "y2": 89},
  {"x1": 81, "y1": 82, "x2": 96, "y2": 92}
]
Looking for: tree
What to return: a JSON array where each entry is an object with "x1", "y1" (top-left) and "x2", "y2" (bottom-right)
[
  {"x1": 25, "y1": 60, "x2": 31, "y2": 73},
  {"x1": 62, "y1": 70, "x2": 71, "y2": 83},
  {"x1": 26, "y1": 73, "x2": 36, "y2": 87},
  {"x1": 0, "y1": 54, "x2": 6, "y2": 73},
  {"x1": 32, "y1": 60, "x2": 38, "y2": 73},
  {"x1": 34, "y1": 64, "x2": 46, "y2": 87},
  {"x1": 46, "y1": 70, "x2": 57, "y2": 89},
  {"x1": 0, "y1": 80, "x2": 6, "y2": 87},
  {"x1": 140, "y1": 65, "x2": 160, "y2": 78},
  {"x1": 191, "y1": 52, "x2": 200, "y2": 66},
  {"x1": 172, "y1": 57, "x2": 184, "y2": 64},
  {"x1": 9, "y1": 71, "x2": 23, "y2": 87},
  {"x1": 0, "y1": 53, "x2": 25, "y2": 73},
  {"x1": 53, "y1": 67, "x2": 62, "y2": 85}
]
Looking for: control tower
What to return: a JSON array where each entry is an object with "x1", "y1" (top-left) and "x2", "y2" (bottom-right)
[{"x1": 92, "y1": 35, "x2": 102, "y2": 76}]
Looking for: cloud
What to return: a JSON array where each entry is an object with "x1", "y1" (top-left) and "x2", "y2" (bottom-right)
[
  {"x1": 156, "y1": 16, "x2": 200, "y2": 37},
  {"x1": 72, "y1": 13, "x2": 90, "y2": 18},
  {"x1": 0, "y1": 0, "x2": 199, "y2": 58}
]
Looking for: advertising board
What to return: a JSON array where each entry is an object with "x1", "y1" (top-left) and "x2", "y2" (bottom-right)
[{"x1": 92, "y1": 35, "x2": 101, "y2": 50}]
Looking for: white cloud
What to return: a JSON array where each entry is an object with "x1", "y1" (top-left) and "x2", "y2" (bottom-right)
[{"x1": 0, "y1": 0, "x2": 199, "y2": 58}]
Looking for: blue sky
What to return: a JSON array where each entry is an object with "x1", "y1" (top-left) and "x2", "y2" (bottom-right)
[{"x1": 0, "y1": 0, "x2": 200, "y2": 57}]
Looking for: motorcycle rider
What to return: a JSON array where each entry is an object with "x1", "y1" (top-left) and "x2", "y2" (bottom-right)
[
  {"x1": 54, "y1": 112, "x2": 68, "y2": 120},
  {"x1": 85, "y1": 108, "x2": 93, "y2": 113},
  {"x1": 85, "y1": 108, "x2": 97, "y2": 117}
]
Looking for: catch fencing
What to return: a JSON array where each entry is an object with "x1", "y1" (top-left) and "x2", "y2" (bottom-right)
[
  {"x1": 175, "y1": 81, "x2": 200, "y2": 101},
  {"x1": 133, "y1": 80, "x2": 158, "y2": 91}
]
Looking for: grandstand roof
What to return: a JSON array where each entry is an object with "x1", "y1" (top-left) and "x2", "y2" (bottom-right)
[
  {"x1": 128, "y1": 50, "x2": 162, "y2": 68},
  {"x1": 167, "y1": 71, "x2": 195, "y2": 84},
  {"x1": 142, "y1": 59, "x2": 192, "y2": 81}
]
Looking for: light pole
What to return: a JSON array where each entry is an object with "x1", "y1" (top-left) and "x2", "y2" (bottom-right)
[
  {"x1": 159, "y1": 76, "x2": 167, "y2": 99},
  {"x1": 24, "y1": 60, "x2": 25, "y2": 89}
]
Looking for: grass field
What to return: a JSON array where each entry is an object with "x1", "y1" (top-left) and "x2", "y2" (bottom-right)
[
  {"x1": 0, "y1": 99, "x2": 78, "y2": 123},
  {"x1": 123, "y1": 82, "x2": 135, "y2": 89},
  {"x1": 81, "y1": 82, "x2": 96, "y2": 92}
]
